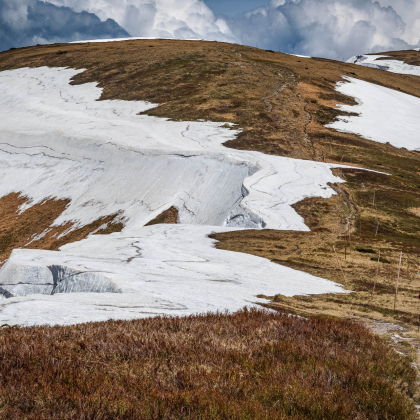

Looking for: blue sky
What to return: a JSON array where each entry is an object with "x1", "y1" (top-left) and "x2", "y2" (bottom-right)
[
  {"x1": 204, "y1": 0, "x2": 268, "y2": 16},
  {"x1": 1, "y1": 0, "x2": 419, "y2": 58}
]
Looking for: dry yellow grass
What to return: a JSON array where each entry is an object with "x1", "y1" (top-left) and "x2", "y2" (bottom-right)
[{"x1": 408, "y1": 207, "x2": 420, "y2": 218}]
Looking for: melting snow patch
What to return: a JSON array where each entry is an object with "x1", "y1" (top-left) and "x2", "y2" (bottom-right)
[
  {"x1": 0, "y1": 66, "x2": 352, "y2": 326},
  {"x1": 327, "y1": 77, "x2": 420, "y2": 151},
  {"x1": 0, "y1": 259, "x2": 121, "y2": 298},
  {"x1": 0, "y1": 66, "x2": 348, "y2": 231},
  {"x1": 347, "y1": 54, "x2": 420, "y2": 77},
  {"x1": 0, "y1": 225, "x2": 346, "y2": 326}
]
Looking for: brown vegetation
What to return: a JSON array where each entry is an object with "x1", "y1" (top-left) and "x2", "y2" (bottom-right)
[
  {"x1": 145, "y1": 206, "x2": 179, "y2": 226},
  {"x1": 94, "y1": 220, "x2": 125, "y2": 235},
  {"x1": 373, "y1": 49, "x2": 420, "y2": 66},
  {"x1": 0, "y1": 309, "x2": 417, "y2": 419},
  {"x1": 0, "y1": 193, "x2": 124, "y2": 265},
  {"x1": 0, "y1": 193, "x2": 68, "y2": 264}
]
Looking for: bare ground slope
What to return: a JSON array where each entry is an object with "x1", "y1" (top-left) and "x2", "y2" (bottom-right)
[
  {"x1": 2, "y1": 41, "x2": 420, "y2": 330},
  {"x1": 2, "y1": 40, "x2": 420, "y2": 417}
]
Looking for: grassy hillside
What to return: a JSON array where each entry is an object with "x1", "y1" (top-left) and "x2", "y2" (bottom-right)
[
  {"x1": 0, "y1": 309, "x2": 417, "y2": 419},
  {"x1": 1, "y1": 41, "x2": 420, "y2": 329},
  {"x1": 1, "y1": 40, "x2": 420, "y2": 417}
]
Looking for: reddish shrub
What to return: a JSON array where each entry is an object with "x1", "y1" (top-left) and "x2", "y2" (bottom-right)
[{"x1": 0, "y1": 308, "x2": 416, "y2": 419}]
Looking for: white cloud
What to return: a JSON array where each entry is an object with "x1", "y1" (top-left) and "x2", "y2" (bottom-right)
[
  {"x1": 47, "y1": 0, "x2": 238, "y2": 41},
  {"x1": 0, "y1": 0, "x2": 129, "y2": 52},
  {"x1": 378, "y1": 0, "x2": 420, "y2": 45},
  {"x1": 227, "y1": 0, "x2": 420, "y2": 59},
  {"x1": 1, "y1": 0, "x2": 419, "y2": 60}
]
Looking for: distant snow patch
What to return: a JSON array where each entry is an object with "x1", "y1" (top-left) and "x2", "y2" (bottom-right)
[
  {"x1": 328, "y1": 77, "x2": 420, "y2": 150},
  {"x1": 347, "y1": 54, "x2": 420, "y2": 77}
]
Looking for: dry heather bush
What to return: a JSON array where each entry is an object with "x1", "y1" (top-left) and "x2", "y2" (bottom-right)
[{"x1": 0, "y1": 308, "x2": 417, "y2": 419}]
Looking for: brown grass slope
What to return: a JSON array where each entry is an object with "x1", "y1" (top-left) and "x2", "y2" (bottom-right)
[
  {"x1": 145, "y1": 206, "x2": 179, "y2": 226},
  {"x1": 0, "y1": 194, "x2": 124, "y2": 267},
  {"x1": 0, "y1": 309, "x2": 417, "y2": 419},
  {"x1": 2, "y1": 42, "x2": 420, "y2": 324},
  {"x1": 2, "y1": 40, "x2": 420, "y2": 417},
  {"x1": 371, "y1": 50, "x2": 420, "y2": 66}
]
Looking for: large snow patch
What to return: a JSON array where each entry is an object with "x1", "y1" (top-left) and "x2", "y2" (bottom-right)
[
  {"x1": 0, "y1": 225, "x2": 345, "y2": 326},
  {"x1": 0, "y1": 67, "x2": 348, "y2": 231},
  {"x1": 328, "y1": 77, "x2": 420, "y2": 151},
  {"x1": 0, "y1": 66, "x2": 349, "y2": 325}
]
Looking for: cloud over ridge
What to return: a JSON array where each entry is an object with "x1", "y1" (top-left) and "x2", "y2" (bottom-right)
[
  {"x1": 0, "y1": 0, "x2": 129, "y2": 52},
  {"x1": 0, "y1": 0, "x2": 419, "y2": 59},
  {"x1": 228, "y1": 0, "x2": 420, "y2": 59},
  {"x1": 46, "y1": 0, "x2": 237, "y2": 42}
]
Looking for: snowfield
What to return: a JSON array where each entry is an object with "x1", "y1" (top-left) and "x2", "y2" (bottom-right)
[
  {"x1": 347, "y1": 54, "x2": 420, "y2": 77},
  {"x1": 0, "y1": 67, "x2": 348, "y2": 231},
  {"x1": 0, "y1": 225, "x2": 345, "y2": 326},
  {"x1": 328, "y1": 77, "x2": 420, "y2": 151},
  {"x1": 0, "y1": 66, "x2": 350, "y2": 326}
]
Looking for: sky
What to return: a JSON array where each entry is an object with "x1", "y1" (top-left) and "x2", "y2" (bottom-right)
[
  {"x1": 204, "y1": 0, "x2": 268, "y2": 16},
  {"x1": 1, "y1": 0, "x2": 419, "y2": 59}
]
